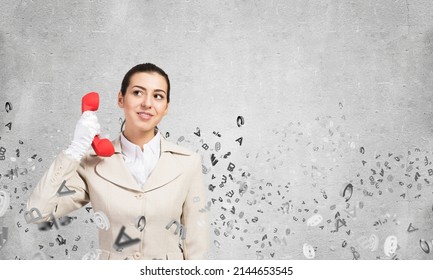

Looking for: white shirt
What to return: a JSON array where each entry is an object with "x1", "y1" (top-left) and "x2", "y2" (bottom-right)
[{"x1": 120, "y1": 131, "x2": 161, "y2": 188}]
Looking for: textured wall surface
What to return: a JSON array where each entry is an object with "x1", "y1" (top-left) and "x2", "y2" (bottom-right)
[{"x1": 1, "y1": 0, "x2": 433, "y2": 260}]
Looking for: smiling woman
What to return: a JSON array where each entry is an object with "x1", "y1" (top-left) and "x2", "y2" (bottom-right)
[
  {"x1": 26, "y1": 63, "x2": 210, "y2": 260},
  {"x1": 118, "y1": 63, "x2": 171, "y2": 148}
]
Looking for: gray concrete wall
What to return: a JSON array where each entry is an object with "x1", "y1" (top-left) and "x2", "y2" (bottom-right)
[{"x1": 1, "y1": 0, "x2": 433, "y2": 259}]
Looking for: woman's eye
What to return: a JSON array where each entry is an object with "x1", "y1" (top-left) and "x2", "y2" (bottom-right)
[
  {"x1": 133, "y1": 90, "x2": 142, "y2": 96},
  {"x1": 155, "y1": 94, "x2": 164, "y2": 100}
]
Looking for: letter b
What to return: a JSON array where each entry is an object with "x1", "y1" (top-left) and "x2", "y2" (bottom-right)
[{"x1": 24, "y1": 208, "x2": 43, "y2": 224}]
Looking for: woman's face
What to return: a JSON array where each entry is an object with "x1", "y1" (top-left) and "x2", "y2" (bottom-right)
[{"x1": 118, "y1": 72, "x2": 169, "y2": 136}]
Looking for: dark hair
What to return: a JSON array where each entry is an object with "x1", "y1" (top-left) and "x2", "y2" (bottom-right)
[{"x1": 120, "y1": 63, "x2": 171, "y2": 102}]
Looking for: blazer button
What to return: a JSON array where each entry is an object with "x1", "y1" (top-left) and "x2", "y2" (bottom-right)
[
  {"x1": 136, "y1": 194, "x2": 144, "y2": 199},
  {"x1": 134, "y1": 252, "x2": 141, "y2": 259}
]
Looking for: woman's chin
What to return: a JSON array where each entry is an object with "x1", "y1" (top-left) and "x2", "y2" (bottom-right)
[{"x1": 139, "y1": 126, "x2": 158, "y2": 134}]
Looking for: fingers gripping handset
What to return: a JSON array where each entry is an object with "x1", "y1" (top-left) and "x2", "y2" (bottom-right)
[{"x1": 81, "y1": 92, "x2": 115, "y2": 157}]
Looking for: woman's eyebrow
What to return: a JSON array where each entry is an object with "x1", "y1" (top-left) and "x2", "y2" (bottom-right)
[
  {"x1": 132, "y1": 85, "x2": 147, "y2": 91},
  {"x1": 154, "y1": 89, "x2": 167, "y2": 94},
  {"x1": 132, "y1": 85, "x2": 166, "y2": 94}
]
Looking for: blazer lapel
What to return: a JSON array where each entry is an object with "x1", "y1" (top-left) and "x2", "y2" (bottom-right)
[
  {"x1": 142, "y1": 136, "x2": 187, "y2": 193},
  {"x1": 93, "y1": 136, "x2": 142, "y2": 192},
  {"x1": 93, "y1": 133, "x2": 192, "y2": 193}
]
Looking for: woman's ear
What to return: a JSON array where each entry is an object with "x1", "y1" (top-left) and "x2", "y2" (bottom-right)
[
  {"x1": 117, "y1": 91, "x2": 124, "y2": 108},
  {"x1": 163, "y1": 102, "x2": 169, "y2": 116}
]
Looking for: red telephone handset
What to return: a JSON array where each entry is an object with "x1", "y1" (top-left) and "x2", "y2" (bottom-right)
[{"x1": 81, "y1": 92, "x2": 115, "y2": 157}]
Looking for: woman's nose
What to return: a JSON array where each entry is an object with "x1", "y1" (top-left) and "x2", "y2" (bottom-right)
[{"x1": 141, "y1": 95, "x2": 152, "y2": 108}]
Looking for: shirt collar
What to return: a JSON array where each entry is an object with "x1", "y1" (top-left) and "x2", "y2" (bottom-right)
[{"x1": 120, "y1": 130, "x2": 161, "y2": 159}]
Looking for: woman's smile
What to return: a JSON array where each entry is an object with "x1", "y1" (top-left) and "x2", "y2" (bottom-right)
[{"x1": 137, "y1": 111, "x2": 154, "y2": 120}]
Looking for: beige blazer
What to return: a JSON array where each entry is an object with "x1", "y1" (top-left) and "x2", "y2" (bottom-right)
[{"x1": 27, "y1": 133, "x2": 209, "y2": 260}]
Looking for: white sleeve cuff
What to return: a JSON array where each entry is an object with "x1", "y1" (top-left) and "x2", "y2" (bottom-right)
[{"x1": 63, "y1": 148, "x2": 82, "y2": 162}]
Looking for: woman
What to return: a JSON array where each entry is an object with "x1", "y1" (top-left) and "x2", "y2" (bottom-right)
[{"x1": 27, "y1": 63, "x2": 209, "y2": 260}]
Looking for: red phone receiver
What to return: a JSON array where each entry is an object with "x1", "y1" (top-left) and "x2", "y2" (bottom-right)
[{"x1": 81, "y1": 92, "x2": 115, "y2": 157}]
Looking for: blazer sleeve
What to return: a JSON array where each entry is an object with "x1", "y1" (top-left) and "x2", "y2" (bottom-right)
[
  {"x1": 181, "y1": 153, "x2": 210, "y2": 259},
  {"x1": 26, "y1": 151, "x2": 90, "y2": 222}
]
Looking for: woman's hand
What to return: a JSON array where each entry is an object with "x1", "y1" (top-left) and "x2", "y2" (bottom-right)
[{"x1": 64, "y1": 111, "x2": 101, "y2": 161}]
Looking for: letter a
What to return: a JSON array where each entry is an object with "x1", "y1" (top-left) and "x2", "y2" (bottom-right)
[
  {"x1": 113, "y1": 226, "x2": 140, "y2": 251},
  {"x1": 57, "y1": 180, "x2": 76, "y2": 197}
]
